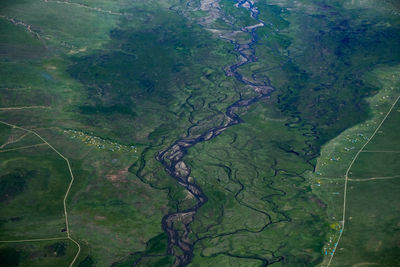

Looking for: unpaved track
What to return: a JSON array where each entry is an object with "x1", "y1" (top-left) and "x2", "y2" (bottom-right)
[
  {"x1": 347, "y1": 175, "x2": 400, "y2": 182},
  {"x1": 0, "y1": 237, "x2": 67, "y2": 243},
  {"x1": 0, "y1": 106, "x2": 50, "y2": 111},
  {"x1": 0, "y1": 120, "x2": 81, "y2": 267},
  {"x1": 0, "y1": 143, "x2": 47, "y2": 153},
  {"x1": 326, "y1": 95, "x2": 400, "y2": 266}
]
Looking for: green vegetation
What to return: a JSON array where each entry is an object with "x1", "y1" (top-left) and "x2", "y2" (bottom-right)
[
  {"x1": 0, "y1": 247, "x2": 19, "y2": 266},
  {"x1": 333, "y1": 179, "x2": 400, "y2": 266},
  {"x1": 309, "y1": 64, "x2": 400, "y2": 265},
  {"x1": 185, "y1": 99, "x2": 327, "y2": 266},
  {"x1": 363, "y1": 101, "x2": 400, "y2": 151},
  {"x1": 0, "y1": 168, "x2": 34, "y2": 202},
  {"x1": 0, "y1": 240, "x2": 78, "y2": 267},
  {"x1": 349, "y1": 152, "x2": 400, "y2": 178},
  {"x1": 253, "y1": 0, "x2": 400, "y2": 147},
  {"x1": 67, "y1": 6, "x2": 237, "y2": 143},
  {"x1": 112, "y1": 233, "x2": 174, "y2": 267},
  {"x1": 0, "y1": 0, "x2": 399, "y2": 266},
  {"x1": 0, "y1": 146, "x2": 69, "y2": 240},
  {"x1": 78, "y1": 256, "x2": 94, "y2": 267},
  {"x1": 219, "y1": 0, "x2": 257, "y2": 28},
  {"x1": 332, "y1": 93, "x2": 400, "y2": 266}
]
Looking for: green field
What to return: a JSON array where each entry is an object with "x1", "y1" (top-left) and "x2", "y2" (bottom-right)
[
  {"x1": 0, "y1": 240, "x2": 79, "y2": 267},
  {"x1": 310, "y1": 65, "x2": 400, "y2": 266},
  {"x1": 331, "y1": 98, "x2": 400, "y2": 266},
  {"x1": 1, "y1": 0, "x2": 400, "y2": 266}
]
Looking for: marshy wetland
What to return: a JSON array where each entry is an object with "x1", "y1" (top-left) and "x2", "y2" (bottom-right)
[{"x1": 0, "y1": 0, "x2": 399, "y2": 266}]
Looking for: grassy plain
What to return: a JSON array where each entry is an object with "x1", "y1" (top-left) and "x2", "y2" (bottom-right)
[
  {"x1": 186, "y1": 98, "x2": 328, "y2": 266},
  {"x1": 309, "y1": 65, "x2": 400, "y2": 266},
  {"x1": 332, "y1": 93, "x2": 400, "y2": 266},
  {"x1": 0, "y1": 0, "x2": 241, "y2": 265},
  {"x1": 0, "y1": 239, "x2": 78, "y2": 267},
  {"x1": 1, "y1": 0, "x2": 400, "y2": 266},
  {"x1": 0, "y1": 0, "x2": 184, "y2": 265}
]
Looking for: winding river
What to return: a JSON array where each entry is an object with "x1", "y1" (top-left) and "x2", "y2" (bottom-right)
[{"x1": 157, "y1": 1, "x2": 274, "y2": 266}]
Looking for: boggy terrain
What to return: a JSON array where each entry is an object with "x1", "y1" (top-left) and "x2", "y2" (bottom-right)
[
  {"x1": 0, "y1": 0, "x2": 399, "y2": 266},
  {"x1": 155, "y1": 2, "x2": 274, "y2": 264}
]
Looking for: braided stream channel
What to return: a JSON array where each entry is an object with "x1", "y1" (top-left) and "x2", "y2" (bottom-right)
[{"x1": 157, "y1": 1, "x2": 276, "y2": 265}]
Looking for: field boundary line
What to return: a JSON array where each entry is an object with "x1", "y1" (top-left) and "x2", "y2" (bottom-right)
[
  {"x1": 0, "y1": 237, "x2": 67, "y2": 243},
  {"x1": 0, "y1": 143, "x2": 47, "y2": 153},
  {"x1": 347, "y1": 175, "x2": 400, "y2": 182},
  {"x1": 43, "y1": 0, "x2": 125, "y2": 16},
  {"x1": 361, "y1": 150, "x2": 400, "y2": 153},
  {"x1": 0, "y1": 120, "x2": 81, "y2": 267},
  {"x1": 326, "y1": 95, "x2": 400, "y2": 267},
  {"x1": 0, "y1": 132, "x2": 30, "y2": 149},
  {"x1": 0, "y1": 106, "x2": 50, "y2": 111},
  {"x1": 315, "y1": 177, "x2": 345, "y2": 180}
]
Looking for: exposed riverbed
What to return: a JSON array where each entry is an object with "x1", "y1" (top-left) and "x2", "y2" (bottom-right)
[{"x1": 157, "y1": 1, "x2": 275, "y2": 266}]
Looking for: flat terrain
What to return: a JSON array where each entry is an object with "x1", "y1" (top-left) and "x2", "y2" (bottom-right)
[
  {"x1": 331, "y1": 100, "x2": 400, "y2": 266},
  {"x1": 0, "y1": 0, "x2": 399, "y2": 266},
  {"x1": 310, "y1": 65, "x2": 400, "y2": 266}
]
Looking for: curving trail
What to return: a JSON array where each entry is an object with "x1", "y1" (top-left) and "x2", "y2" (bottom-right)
[
  {"x1": 155, "y1": 1, "x2": 278, "y2": 266},
  {"x1": 0, "y1": 120, "x2": 81, "y2": 267}
]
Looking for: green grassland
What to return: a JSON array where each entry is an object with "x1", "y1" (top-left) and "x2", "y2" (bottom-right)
[
  {"x1": 348, "y1": 152, "x2": 400, "y2": 179},
  {"x1": 254, "y1": 0, "x2": 400, "y2": 146},
  {"x1": 0, "y1": 117, "x2": 171, "y2": 265},
  {"x1": 185, "y1": 98, "x2": 327, "y2": 266},
  {"x1": 0, "y1": 125, "x2": 77, "y2": 241},
  {"x1": 0, "y1": 0, "x2": 191, "y2": 265},
  {"x1": 0, "y1": 145, "x2": 68, "y2": 240},
  {"x1": 0, "y1": 0, "x2": 241, "y2": 265},
  {"x1": 0, "y1": 240, "x2": 78, "y2": 267},
  {"x1": 332, "y1": 89, "x2": 400, "y2": 266},
  {"x1": 332, "y1": 179, "x2": 400, "y2": 266},
  {"x1": 1, "y1": 0, "x2": 400, "y2": 266},
  {"x1": 309, "y1": 64, "x2": 400, "y2": 266},
  {"x1": 183, "y1": 1, "x2": 400, "y2": 266},
  {"x1": 363, "y1": 101, "x2": 400, "y2": 151}
]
